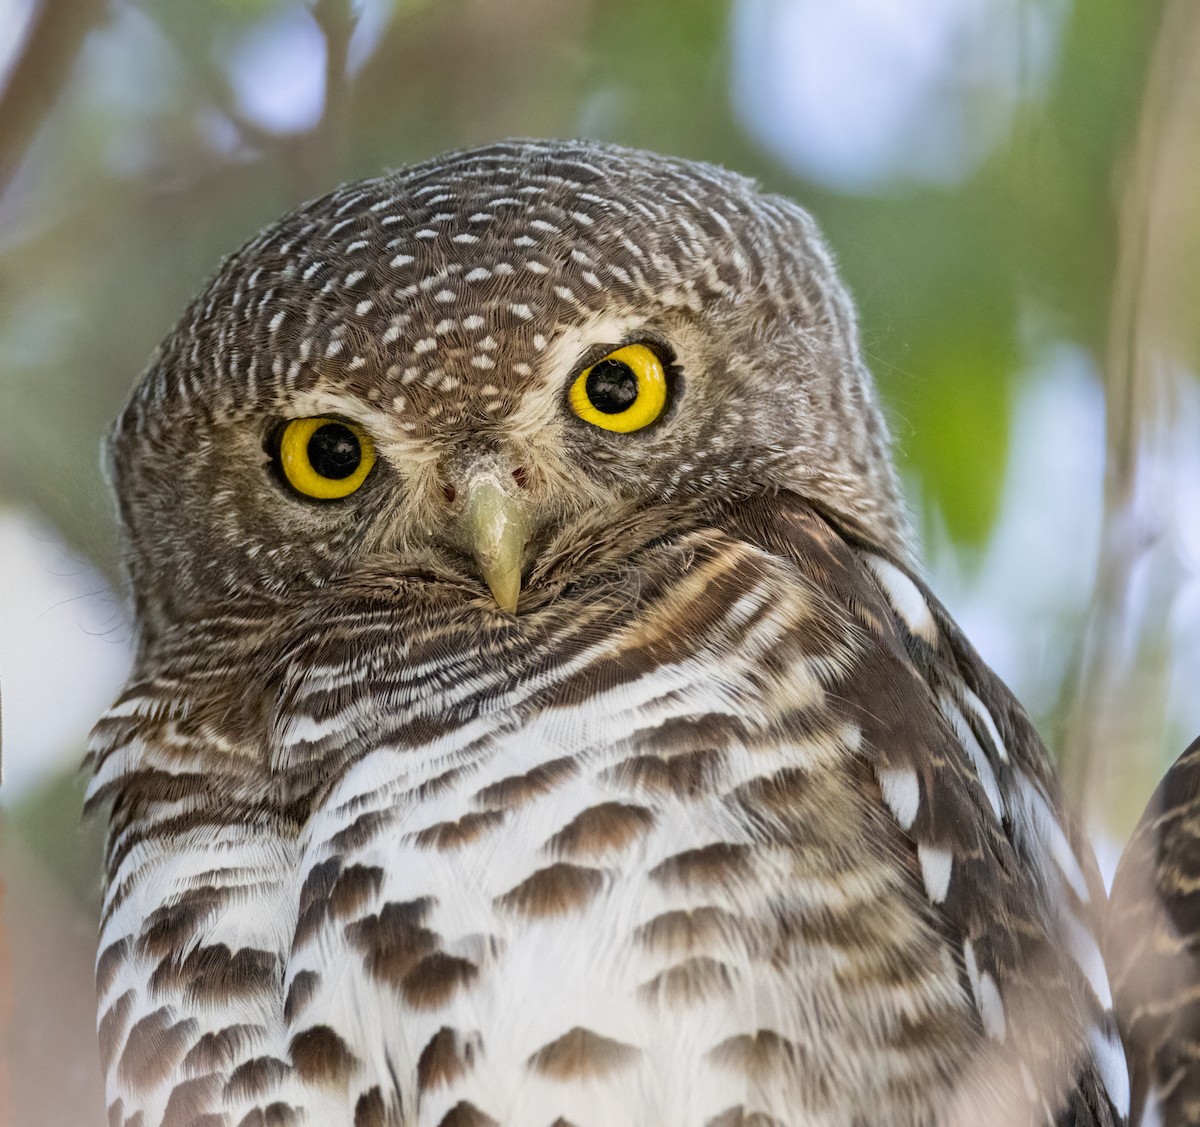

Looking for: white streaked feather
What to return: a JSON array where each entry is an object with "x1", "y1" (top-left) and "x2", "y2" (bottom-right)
[
  {"x1": 938, "y1": 691, "x2": 1005, "y2": 823},
  {"x1": 1060, "y1": 911, "x2": 1114, "y2": 1009},
  {"x1": 1013, "y1": 774, "x2": 1092, "y2": 904},
  {"x1": 978, "y1": 972, "x2": 1007, "y2": 1041},
  {"x1": 1089, "y1": 1024, "x2": 1131, "y2": 1118},
  {"x1": 877, "y1": 765, "x2": 920, "y2": 830},
  {"x1": 863, "y1": 554, "x2": 937, "y2": 643},
  {"x1": 918, "y1": 844, "x2": 953, "y2": 903},
  {"x1": 1142, "y1": 1083, "x2": 1165, "y2": 1127},
  {"x1": 960, "y1": 684, "x2": 1010, "y2": 764}
]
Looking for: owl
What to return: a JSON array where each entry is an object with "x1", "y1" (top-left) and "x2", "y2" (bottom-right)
[{"x1": 87, "y1": 140, "x2": 1129, "y2": 1127}]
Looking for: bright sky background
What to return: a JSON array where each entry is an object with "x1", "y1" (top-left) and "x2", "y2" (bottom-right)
[
  {"x1": 0, "y1": 511, "x2": 131, "y2": 798},
  {"x1": 731, "y1": 0, "x2": 1064, "y2": 190}
]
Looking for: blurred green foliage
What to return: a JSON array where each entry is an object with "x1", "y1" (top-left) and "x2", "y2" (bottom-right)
[{"x1": 6, "y1": 765, "x2": 103, "y2": 909}]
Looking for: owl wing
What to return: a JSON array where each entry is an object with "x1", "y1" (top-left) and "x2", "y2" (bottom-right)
[
  {"x1": 1106, "y1": 735, "x2": 1200, "y2": 1126},
  {"x1": 726, "y1": 494, "x2": 1129, "y2": 1125}
]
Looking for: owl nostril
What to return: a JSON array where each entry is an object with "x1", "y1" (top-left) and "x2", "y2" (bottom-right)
[
  {"x1": 443, "y1": 484, "x2": 457, "y2": 503},
  {"x1": 512, "y1": 467, "x2": 529, "y2": 490}
]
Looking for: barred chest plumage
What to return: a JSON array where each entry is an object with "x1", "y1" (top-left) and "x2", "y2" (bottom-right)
[{"x1": 88, "y1": 498, "x2": 1123, "y2": 1127}]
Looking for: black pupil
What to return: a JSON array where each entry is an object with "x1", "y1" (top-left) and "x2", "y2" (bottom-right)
[
  {"x1": 586, "y1": 359, "x2": 639, "y2": 414},
  {"x1": 307, "y1": 423, "x2": 361, "y2": 479}
]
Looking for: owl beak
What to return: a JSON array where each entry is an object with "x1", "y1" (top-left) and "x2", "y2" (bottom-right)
[{"x1": 460, "y1": 474, "x2": 530, "y2": 614}]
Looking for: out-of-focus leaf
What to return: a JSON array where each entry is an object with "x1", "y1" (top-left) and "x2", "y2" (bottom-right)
[
  {"x1": 899, "y1": 336, "x2": 1014, "y2": 546},
  {"x1": 7, "y1": 767, "x2": 102, "y2": 914},
  {"x1": 1019, "y1": 0, "x2": 1163, "y2": 350}
]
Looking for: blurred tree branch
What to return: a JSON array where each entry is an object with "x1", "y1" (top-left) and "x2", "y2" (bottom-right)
[
  {"x1": 1060, "y1": 0, "x2": 1200, "y2": 831},
  {"x1": 0, "y1": 0, "x2": 108, "y2": 197},
  {"x1": 310, "y1": 0, "x2": 354, "y2": 184}
]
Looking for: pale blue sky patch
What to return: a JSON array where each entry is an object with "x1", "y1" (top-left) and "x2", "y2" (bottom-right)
[
  {"x1": 731, "y1": 0, "x2": 1063, "y2": 192},
  {"x1": 226, "y1": 4, "x2": 327, "y2": 134},
  {"x1": 0, "y1": 511, "x2": 131, "y2": 800}
]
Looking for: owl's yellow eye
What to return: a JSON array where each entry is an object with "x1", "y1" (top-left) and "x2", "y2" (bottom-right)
[
  {"x1": 278, "y1": 417, "x2": 376, "y2": 499},
  {"x1": 568, "y1": 344, "x2": 668, "y2": 433}
]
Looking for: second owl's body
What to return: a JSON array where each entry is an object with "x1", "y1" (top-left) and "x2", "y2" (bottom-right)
[{"x1": 89, "y1": 141, "x2": 1128, "y2": 1126}]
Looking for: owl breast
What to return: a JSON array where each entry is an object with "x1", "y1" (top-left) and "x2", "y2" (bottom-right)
[
  {"x1": 280, "y1": 527, "x2": 976, "y2": 1127},
  {"x1": 91, "y1": 499, "x2": 1116, "y2": 1127}
]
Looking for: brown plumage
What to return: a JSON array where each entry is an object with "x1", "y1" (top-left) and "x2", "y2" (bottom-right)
[
  {"x1": 1107, "y1": 736, "x2": 1200, "y2": 1125},
  {"x1": 87, "y1": 139, "x2": 1127, "y2": 1126}
]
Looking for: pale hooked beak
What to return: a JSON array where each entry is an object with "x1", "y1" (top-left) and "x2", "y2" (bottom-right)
[{"x1": 458, "y1": 474, "x2": 531, "y2": 614}]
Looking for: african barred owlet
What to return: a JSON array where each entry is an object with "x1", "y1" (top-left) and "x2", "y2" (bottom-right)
[{"x1": 87, "y1": 140, "x2": 1132, "y2": 1127}]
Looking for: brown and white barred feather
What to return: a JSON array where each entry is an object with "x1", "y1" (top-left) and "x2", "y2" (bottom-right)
[
  {"x1": 1106, "y1": 736, "x2": 1200, "y2": 1126},
  {"x1": 87, "y1": 495, "x2": 1126, "y2": 1127}
]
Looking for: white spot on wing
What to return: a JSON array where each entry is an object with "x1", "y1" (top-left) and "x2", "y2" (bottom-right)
[
  {"x1": 963, "y1": 939, "x2": 1006, "y2": 1040},
  {"x1": 1018, "y1": 775, "x2": 1091, "y2": 903},
  {"x1": 1089, "y1": 1025, "x2": 1130, "y2": 1118},
  {"x1": 939, "y1": 692, "x2": 1004, "y2": 823},
  {"x1": 878, "y1": 766, "x2": 920, "y2": 830},
  {"x1": 863, "y1": 554, "x2": 937, "y2": 642},
  {"x1": 978, "y1": 972, "x2": 1006, "y2": 1039},
  {"x1": 962, "y1": 685, "x2": 1010, "y2": 763},
  {"x1": 1143, "y1": 1084, "x2": 1164, "y2": 1127},
  {"x1": 963, "y1": 938, "x2": 981, "y2": 997},
  {"x1": 1061, "y1": 912, "x2": 1113, "y2": 1008},
  {"x1": 918, "y1": 843, "x2": 952, "y2": 902}
]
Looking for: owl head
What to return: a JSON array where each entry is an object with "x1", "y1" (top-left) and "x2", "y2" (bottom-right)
[{"x1": 108, "y1": 140, "x2": 909, "y2": 643}]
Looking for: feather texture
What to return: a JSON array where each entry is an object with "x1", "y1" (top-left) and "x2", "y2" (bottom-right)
[
  {"x1": 1107, "y1": 736, "x2": 1200, "y2": 1126},
  {"x1": 89, "y1": 495, "x2": 1124, "y2": 1126}
]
